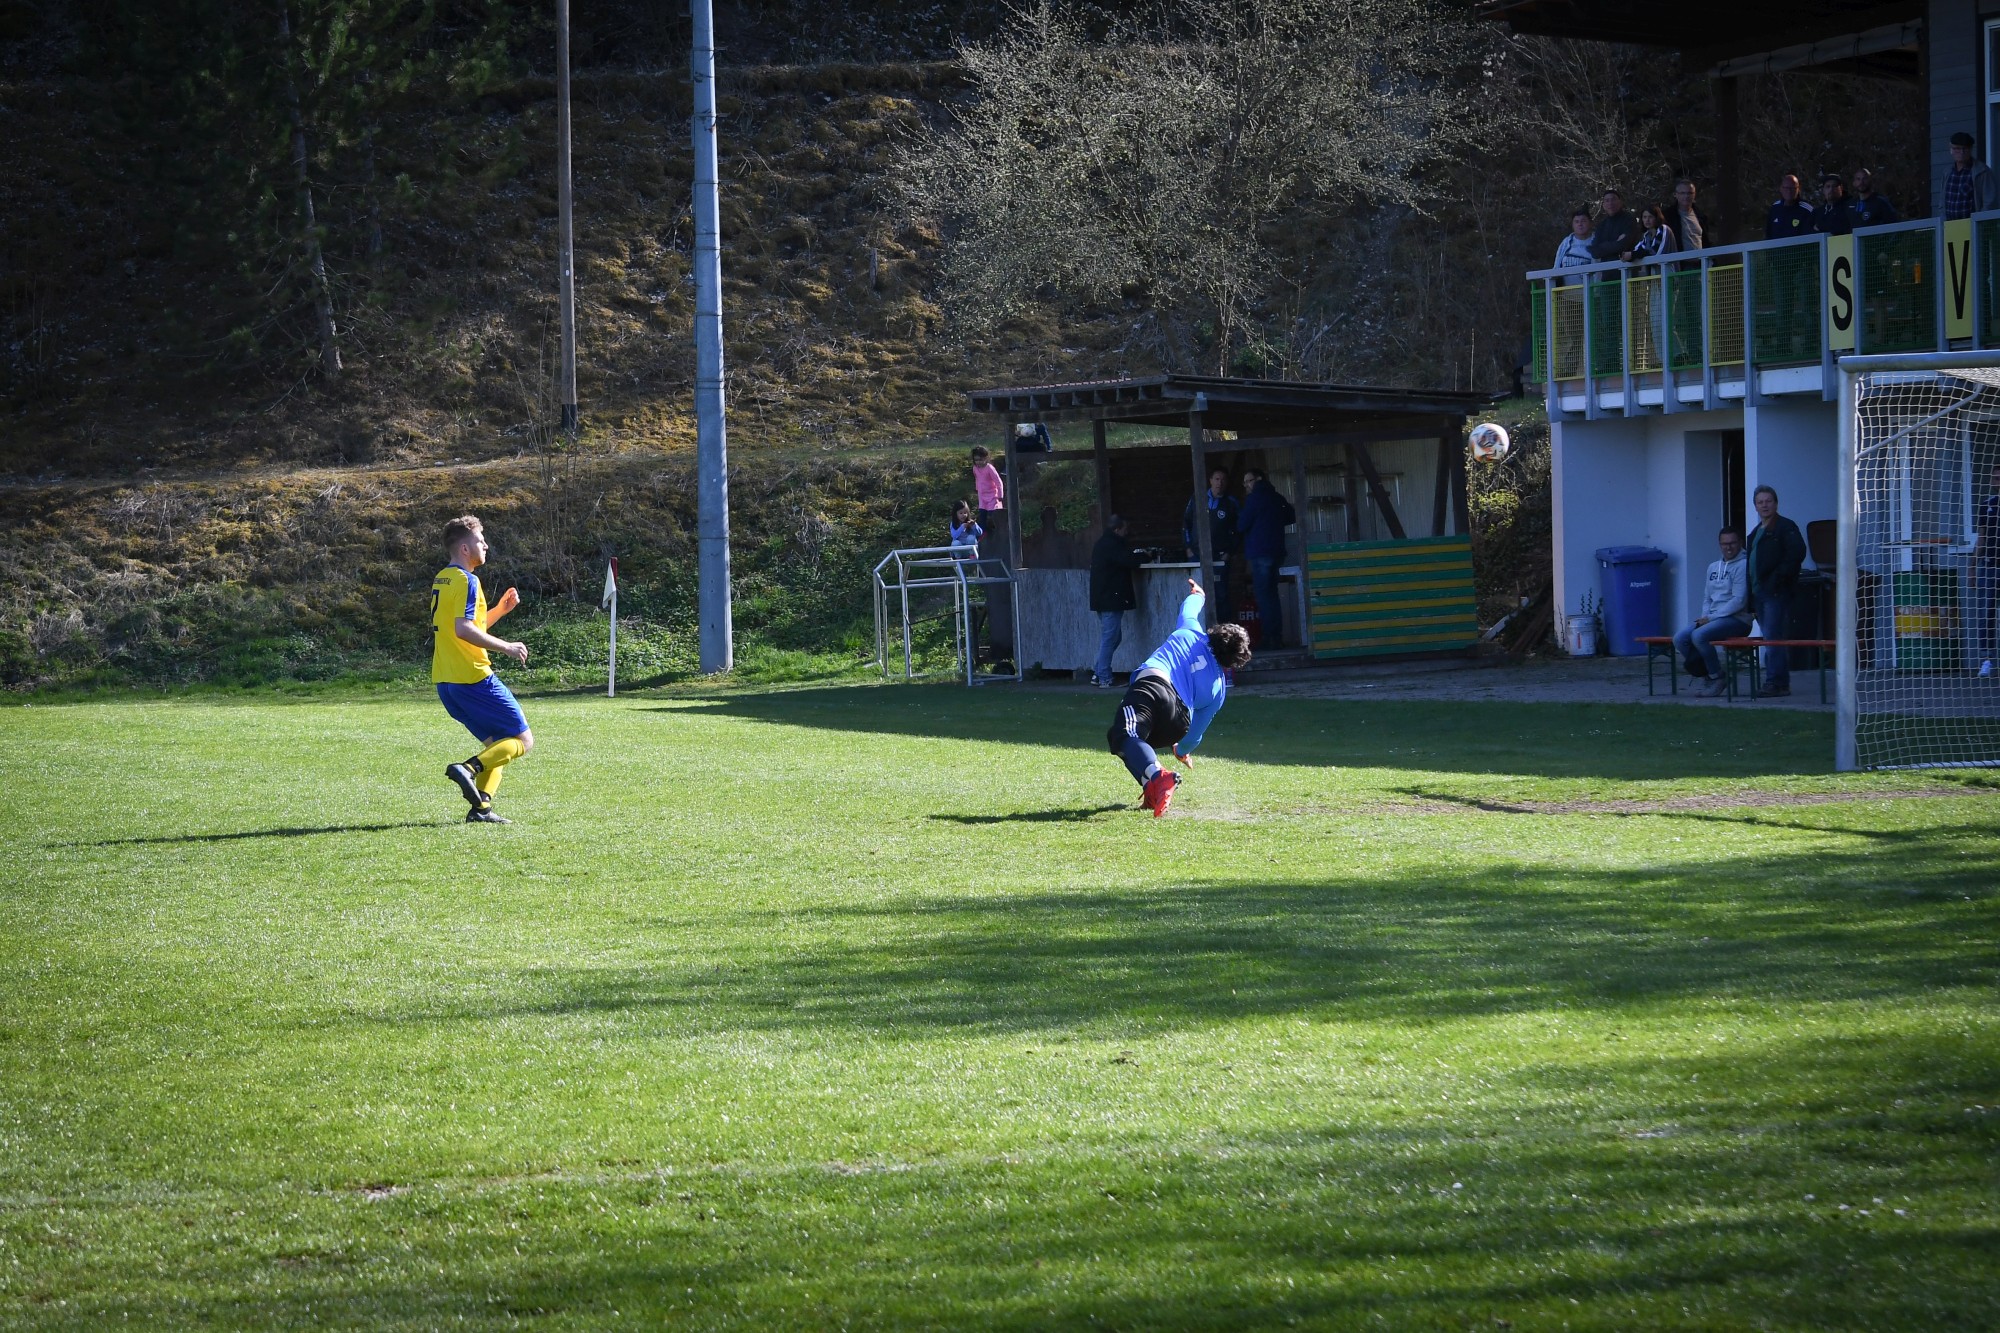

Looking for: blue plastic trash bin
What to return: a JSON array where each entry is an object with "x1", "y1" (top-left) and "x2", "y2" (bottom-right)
[{"x1": 1595, "y1": 545, "x2": 1669, "y2": 656}]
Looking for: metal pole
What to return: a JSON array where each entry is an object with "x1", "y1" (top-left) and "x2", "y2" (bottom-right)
[
  {"x1": 1835, "y1": 365, "x2": 1859, "y2": 771},
  {"x1": 555, "y1": 0, "x2": 579, "y2": 436},
  {"x1": 607, "y1": 580, "x2": 617, "y2": 698},
  {"x1": 691, "y1": 0, "x2": 733, "y2": 672}
]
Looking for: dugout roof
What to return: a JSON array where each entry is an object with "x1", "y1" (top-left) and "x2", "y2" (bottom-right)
[{"x1": 964, "y1": 373, "x2": 1486, "y2": 436}]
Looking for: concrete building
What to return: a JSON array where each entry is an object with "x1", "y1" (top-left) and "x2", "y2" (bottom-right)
[{"x1": 1491, "y1": 0, "x2": 2000, "y2": 644}]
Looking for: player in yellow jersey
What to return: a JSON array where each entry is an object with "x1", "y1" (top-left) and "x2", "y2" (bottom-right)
[{"x1": 431, "y1": 515, "x2": 532, "y2": 824}]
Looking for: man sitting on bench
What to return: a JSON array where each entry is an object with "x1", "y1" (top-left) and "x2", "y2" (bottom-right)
[{"x1": 1674, "y1": 525, "x2": 1751, "y2": 697}]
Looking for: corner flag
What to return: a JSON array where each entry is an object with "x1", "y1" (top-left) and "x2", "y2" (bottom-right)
[{"x1": 602, "y1": 557, "x2": 619, "y2": 697}]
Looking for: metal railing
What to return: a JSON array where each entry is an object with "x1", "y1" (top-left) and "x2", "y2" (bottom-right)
[
  {"x1": 1524, "y1": 209, "x2": 2000, "y2": 418},
  {"x1": 871, "y1": 545, "x2": 1021, "y2": 686}
]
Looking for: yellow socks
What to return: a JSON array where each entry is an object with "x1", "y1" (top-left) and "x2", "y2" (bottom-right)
[
  {"x1": 473, "y1": 737, "x2": 525, "y2": 773},
  {"x1": 475, "y1": 764, "x2": 504, "y2": 799}
]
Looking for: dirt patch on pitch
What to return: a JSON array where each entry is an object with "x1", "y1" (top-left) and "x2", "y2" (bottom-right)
[
  {"x1": 1392, "y1": 786, "x2": 1975, "y2": 816},
  {"x1": 1182, "y1": 786, "x2": 1982, "y2": 820}
]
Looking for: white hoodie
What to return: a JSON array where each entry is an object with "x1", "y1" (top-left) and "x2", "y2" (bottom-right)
[{"x1": 1702, "y1": 554, "x2": 1748, "y2": 621}]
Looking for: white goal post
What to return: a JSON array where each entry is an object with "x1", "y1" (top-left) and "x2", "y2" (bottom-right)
[{"x1": 1838, "y1": 351, "x2": 2000, "y2": 771}]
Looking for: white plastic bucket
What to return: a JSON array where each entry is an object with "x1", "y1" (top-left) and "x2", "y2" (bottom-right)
[{"x1": 1563, "y1": 614, "x2": 1600, "y2": 657}]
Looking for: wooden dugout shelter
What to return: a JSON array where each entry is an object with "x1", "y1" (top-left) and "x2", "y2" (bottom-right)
[{"x1": 964, "y1": 374, "x2": 1491, "y2": 668}]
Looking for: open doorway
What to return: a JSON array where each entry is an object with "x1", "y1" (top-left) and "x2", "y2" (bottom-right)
[{"x1": 1721, "y1": 428, "x2": 1746, "y2": 537}]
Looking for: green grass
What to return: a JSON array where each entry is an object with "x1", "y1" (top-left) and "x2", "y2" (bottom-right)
[{"x1": 2, "y1": 682, "x2": 1996, "y2": 1329}]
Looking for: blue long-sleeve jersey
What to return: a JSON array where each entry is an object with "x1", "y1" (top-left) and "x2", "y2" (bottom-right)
[{"x1": 1141, "y1": 592, "x2": 1227, "y2": 751}]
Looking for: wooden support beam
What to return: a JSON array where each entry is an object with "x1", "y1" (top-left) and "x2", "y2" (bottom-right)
[
  {"x1": 1350, "y1": 442, "x2": 1407, "y2": 540},
  {"x1": 1452, "y1": 436, "x2": 1471, "y2": 536},
  {"x1": 1290, "y1": 438, "x2": 1312, "y2": 657},
  {"x1": 1342, "y1": 444, "x2": 1362, "y2": 542},
  {"x1": 1092, "y1": 420, "x2": 1110, "y2": 526},
  {"x1": 1433, "y1": 434, "x2": 1454, "y2": 537},
  {"x1": 1188, "y1": 412, "x2": 1216, "y2": 626},
  {"x1": 1002, "y1": 425, "x2": 1023, "y2": 572}
]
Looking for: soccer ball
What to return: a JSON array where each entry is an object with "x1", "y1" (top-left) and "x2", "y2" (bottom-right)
[{"x1": 1469, "y1": 422, "x2": 1512, "y2": 462}]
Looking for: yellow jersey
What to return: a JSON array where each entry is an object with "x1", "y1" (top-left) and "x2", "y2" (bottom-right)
[{"x1": 430, "y1": 565, "x2": 492, "y2": 684}]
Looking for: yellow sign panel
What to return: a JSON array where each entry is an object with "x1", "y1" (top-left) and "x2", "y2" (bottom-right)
[
  {"x1": 1824, "y1": 234, "x2": 1856, "y2": 351},
  {"x1": 1945, "y1": 218, "x2": 1974, "y2": 340}
]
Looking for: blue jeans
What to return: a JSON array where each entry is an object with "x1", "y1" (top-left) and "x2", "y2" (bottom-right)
[
  {"x1": 1249, "y1": 557, "x2": 1284, "y2": 649},
  {"x1": 1756, "y1": 591, "x2": 1792, "y2": 688},
  {"x1": 1095, "y1": 610, "x2": 1125, "y2": 682},
  {"x1": 1673, "y1": 615, "x2": 1750, "y2": 679}
]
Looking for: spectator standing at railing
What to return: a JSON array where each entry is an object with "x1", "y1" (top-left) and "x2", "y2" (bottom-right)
[
  {"x1": 1849, "y1": 169, "x2": 1898, "y2": 227},
  {"x1": 1553, "y1": 208, "x2": 1595, "y2": 268},
  {"x1": 1588, "y1": 189, "x2": 1639, "y2": 263},
  {"x1": 1814, "y1": 173, "x2": 1858, "y2": 236},
  {"x1": 1625, "y1": 204, "x2": 1678, "y2": 261},
  {"x1": 1672, "y1": 180, "x2": 1706, "y2": 251},
  {"x1": 1944, "y1": 132, "x2": 2000, "y2": 220},
  {"x1": 1765, "y1": 174, "x2": 1816, "y2": 239}
]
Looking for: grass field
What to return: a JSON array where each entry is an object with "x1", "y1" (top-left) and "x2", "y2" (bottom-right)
[{"x1": 2, "y1": 681, "x2": 1997, "y2": 1329}]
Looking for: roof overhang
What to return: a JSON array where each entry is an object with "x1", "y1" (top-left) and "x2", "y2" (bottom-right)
[
  {"x1": 964, "y1": 374, "x2": 1488, "y2": 434},
  {"x1": 1478, "y1": 0, "x2": 1921, "y2": 75}
]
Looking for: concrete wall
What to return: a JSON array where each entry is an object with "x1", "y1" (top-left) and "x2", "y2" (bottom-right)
[
  {"x1": 1552, "y1": 401, "x2": 1842, "y2": 641},
  {"x1": 1745, "y1": 398, "x2": 1839, "y2": 567},
  {"x1": 1551, "y1": 410, "x2": 1739, "y2": 632}
]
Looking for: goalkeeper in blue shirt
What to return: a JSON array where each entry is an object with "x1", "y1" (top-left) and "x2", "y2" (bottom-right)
[{"x1": 1105, "y1": 579, "x2": 1251, "y2": 817}]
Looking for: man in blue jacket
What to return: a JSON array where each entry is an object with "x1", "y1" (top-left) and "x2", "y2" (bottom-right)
[
  {"x1": 1237, "y1": 468, "x2": 1298, "y2": 649},
  {"x1": 1104, "y1": 580, "x2": 1252, "y2": 817}
]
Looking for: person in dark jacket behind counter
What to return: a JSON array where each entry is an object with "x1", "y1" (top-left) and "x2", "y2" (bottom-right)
[
  {"x1": 1747, "y1": 484, "x2": 1809, "y2": 697},
  {"x1": 1237, "y1": 468, "x2": 1298, "y2": 649},
  {"x1": 1089, "y1": 514, "x2": 1147, "y2": 688}
]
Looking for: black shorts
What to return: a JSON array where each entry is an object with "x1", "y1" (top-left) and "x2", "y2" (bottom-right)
[{"x1": 1105, "y1": 673, "x2": 1190, "y2": 753}]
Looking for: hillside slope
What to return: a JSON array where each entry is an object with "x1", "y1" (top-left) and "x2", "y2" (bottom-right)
[{"x1": 0, "y1": 61, "x2": 1126, "y2": 479}]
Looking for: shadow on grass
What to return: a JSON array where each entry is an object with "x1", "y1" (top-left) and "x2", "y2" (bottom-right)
[
  {"x1": 928, "y1": 804, "x2": 1129, "y2": 825},
  {"x1": 657, "y1": 685, "x2": 1838, "y2": 780},
  {"x1": 373, "y1": 830, "x2": 1998, "y2": 1037},
  {"x1": 55, "y1": 1040, "x2": 2000, "y2": 1328},
  {"x1": 81, "y1": 821, "x2": 440, "y2": 847}
]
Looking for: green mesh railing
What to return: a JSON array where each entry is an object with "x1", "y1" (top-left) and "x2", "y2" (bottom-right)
[
  {"x1": 1858, "y1": 228, "x2": 1937, "y2": 354},
  {"x1": 1708, "y1": 264, "x2": 1744, "y2": 366},
  {"x1": 1978, "y1": 219, "x2": 2000, "y2": 346},
  {"x1": 1550, "y1": 282, "x2": 1584, "y2": 379},
  {"x1": 1588, "y1": 277, "x2": 1623, "y2": 377},
  {"x1": 1627, "y1": 273, "x2": 1666, "y2": 372},
  {"x1": 1666, "y1": 267, "x2": 1704, "y2": 371},
  {"x1": 1529, "y1": 280, "x2": 1547, "y2": 383},
  {"x1": 1750, "y1": 242, "x2": 1821, "y2": 366}
]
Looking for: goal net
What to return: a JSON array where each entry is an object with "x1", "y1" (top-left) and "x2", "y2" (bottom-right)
[{"x1": 1839, "y1": 355, "x2": 2000, "y2": 770}]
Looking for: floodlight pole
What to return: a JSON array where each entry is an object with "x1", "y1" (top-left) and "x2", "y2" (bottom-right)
[
  {"x1": 555, "y1": 0, "x2": 579, "y2": 436},
  {"x1": 691, "y1": 0, "x2": 732, "y2": 671}
]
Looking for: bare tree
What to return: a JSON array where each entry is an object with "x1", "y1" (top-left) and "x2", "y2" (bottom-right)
[
  {"x1": 276, "y1": 0, "x2": 342, "y2": 380},
  {"x1": 896, "y1": 0, "x2": 1490, "y2": 374}
]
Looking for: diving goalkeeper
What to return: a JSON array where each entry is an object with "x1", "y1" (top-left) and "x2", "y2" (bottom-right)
[{"x1": 1105, "y1": 579, "x2": 1251, "y2": 817}]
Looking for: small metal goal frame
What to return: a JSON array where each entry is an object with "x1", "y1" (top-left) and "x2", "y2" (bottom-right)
[{"x1": 872, "y1": 546, "x2": 1021, "y2": 686}]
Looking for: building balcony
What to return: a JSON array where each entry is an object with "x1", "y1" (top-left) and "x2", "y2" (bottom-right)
[{"x1": 1525, "y1": 210, "x2": 2000, "y2": 418}]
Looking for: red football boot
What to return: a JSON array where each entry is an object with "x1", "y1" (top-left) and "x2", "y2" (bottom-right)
[{"x1": 1142, "y1": 769, "x2": 1181, "y2": 818}]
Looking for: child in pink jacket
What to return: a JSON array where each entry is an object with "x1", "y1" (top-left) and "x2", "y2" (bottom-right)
[{"x1": 971, "y1": 446, "x2": 1005, "y2": 528}]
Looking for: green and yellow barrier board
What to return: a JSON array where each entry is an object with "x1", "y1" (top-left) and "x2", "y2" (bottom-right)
[{"x1": 1306, "y1": 534, "x2": 1478, "y2": 659}]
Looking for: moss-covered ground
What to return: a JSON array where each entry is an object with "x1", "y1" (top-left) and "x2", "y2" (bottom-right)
[{"x1": 2, "y1": 682, "x2": 1995, "y2": 1327}]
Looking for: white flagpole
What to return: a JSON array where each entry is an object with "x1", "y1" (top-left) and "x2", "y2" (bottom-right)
[{"x1": 603, "y1": 557, "x2": 619, "y2": 698}]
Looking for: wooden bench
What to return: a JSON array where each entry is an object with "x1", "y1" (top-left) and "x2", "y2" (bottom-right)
[
  {"x1": 1635, "y1": 635, "x2": 1681, "y2": 695},
  {"x1": 1713, "y1": 637, "x2": 1835, "y2": 703}
]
